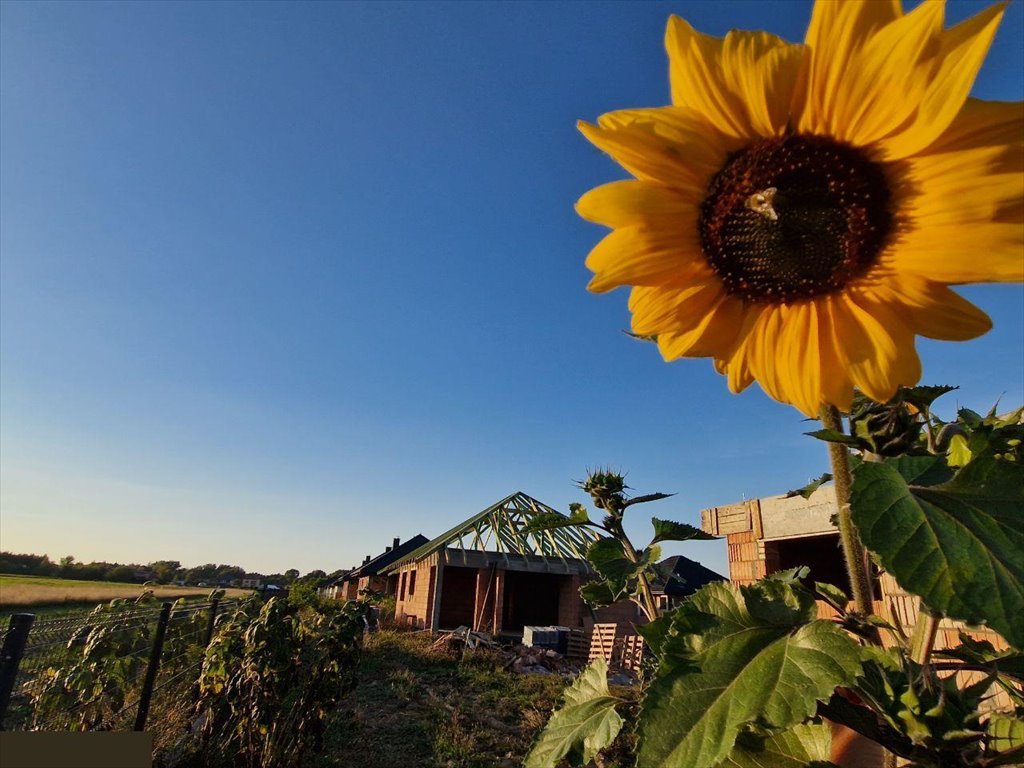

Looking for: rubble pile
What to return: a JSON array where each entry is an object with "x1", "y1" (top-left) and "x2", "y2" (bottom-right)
[
  {"x1": 504, "y1": 645, "x2": 580, "y2": 676},
  {"x1": 429, "y1": 625, "x2": 640, "y2": 684}
]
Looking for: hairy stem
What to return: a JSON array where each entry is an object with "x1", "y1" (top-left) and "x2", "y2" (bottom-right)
[
  {"x1": 820, "y1": 406, "x2": 877, "y2": 625},
  {"x1": 619, "y1": 535, "x2": 658, "y2": 622}
]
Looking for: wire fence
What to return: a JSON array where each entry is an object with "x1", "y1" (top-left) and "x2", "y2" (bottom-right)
[{"x1": 0, "y1": 597, "x2": 243, "y2": 734}]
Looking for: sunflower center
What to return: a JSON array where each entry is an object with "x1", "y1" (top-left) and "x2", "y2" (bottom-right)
[{"x1": 699, "y1": 135, "x2": 892, "y2": 303}]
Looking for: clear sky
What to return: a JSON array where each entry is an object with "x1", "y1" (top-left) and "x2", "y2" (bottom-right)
[{"x1": 2, "y1": 0, "x2": 1021, "y2": 578}]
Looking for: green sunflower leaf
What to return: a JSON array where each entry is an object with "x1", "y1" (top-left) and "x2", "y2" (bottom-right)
[
  {"x1": 587, "y1": 538, "x2": 637, "y2": 583},
  {"x1": 579, "y1": 580, "x2": 622, "y2": 608},
  {"x1": 900, "y1": 384, "x2": 958, "y2": 411},
  {"x1": 851, "y1": 455, "x2": 1024, "y2": 647},
  {"x1": 946, "y1": 433, "x2": 974, "y2": 468},
  {"x1": 785, "y1": 473, "x2": 834, "y2": 500},
  {"x1": 805, "y1": 429, "x2": 859, "y2": 446},
  {"x1": 587, "y1": 538, "x2": 660, "y2": 581},
  {"x1": 814, "y1": 582, "x2": 849, "y2": 613},
  {"x1": 651, "y1": 517, "x2": 717, "y2": 544},
  {"x1": 987, "y1": 713, "x2": 1024, "y2": 755},
  {"x1": 718, "y1": 722, "x2": 836, "y2": 768},
  {"x1": 933, "y1": 632, "x2": 1024, "y2": 680},
  {"x1": 636, "y1": 579, "x2": 862, "y2": 768},
  {"x1": 524, "y1": 659, "x2": 624, "y2": 768}
]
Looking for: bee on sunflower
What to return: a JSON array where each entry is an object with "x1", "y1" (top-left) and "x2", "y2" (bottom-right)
[{"x1": 578, "y1": 0, "x2": 1023, "y2": 418}]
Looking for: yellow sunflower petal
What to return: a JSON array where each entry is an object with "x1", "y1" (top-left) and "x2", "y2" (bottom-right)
[
  {"x1": 585, "y1": 225, "x2": 708, "y2": 293},
  {"x1": 663, "y1": 296, "x2": 745, "y2": 360},
  {"x1": 629, "y1": 279, "x2": 721, "y2": 336},
  {"x1": 666, "y1": 16, "x2": 804, "y2": 139},
  {"x1": 832, "y1": 294, "x2": 922, "y2": 404},
  {"x1": 891, "y1": 224, "x2": 1024, "y2": 283},
  {"x1": 795, "y1": 0, "x2": 902, "y2": 136},
  {"x1": 719, "y1": 306, "x2": 767, "y2": 394},
  {"x1": 577, "y1": 107, "x2": 736, "y2": 190},
  {"x1": 715, "y1": 299, "x2": 856, "y2": 415},
  {"x1": 744, "y1": 305, "x2": 789, "y2": 406},
  {"x1": 905, "y1": 147, "x2": 1022, "y2": 224},
  {"x1": 923, "y1": 98, "x2": 1024, "y2": 154},
  {"x1": 776, "y1": 303, "x2": 824, "y2": 417},
  {"x1": 654, "y1": 293, "x2": 744, "y2": 359},
  {"x1": 815, "y1": 298, "x2": 856, "y2": 413},
  {"x1": 822, "y1": 0, "x2": 943, "y2": 147},
  {"x1": 576, "y1": 181, "x2": 698, "y2": 229},
  {"x1": 854, "y1": 279, "x2": 992, "y2": 341},
  {"x1": 877, "y1": 3, "x2": 1006, "y2": 160},
  {"x1": 889, "y1": 112, "x2": 1024, "y2": 283}
]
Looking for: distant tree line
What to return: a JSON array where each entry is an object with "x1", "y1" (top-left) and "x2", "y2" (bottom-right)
[{"x1": 0, "y1": 551, "x2": 339, "y2": 587}]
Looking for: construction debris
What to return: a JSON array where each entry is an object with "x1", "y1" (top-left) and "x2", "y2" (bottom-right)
[
  {"x1": 430, "y1": 625, "x2": 501, "y2": 652},
  {"x1": 429, "y1": 623, "x2": 641, "y2": 684}
]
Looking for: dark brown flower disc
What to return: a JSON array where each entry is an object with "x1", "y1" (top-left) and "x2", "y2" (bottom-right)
[{"x1": 699, "y1": 135, "x2": 893, "y2": 303}]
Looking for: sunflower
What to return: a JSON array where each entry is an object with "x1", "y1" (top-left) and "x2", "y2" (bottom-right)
[{"x1": 578, "y1": 0, "x2": 1024, "y2": 416}]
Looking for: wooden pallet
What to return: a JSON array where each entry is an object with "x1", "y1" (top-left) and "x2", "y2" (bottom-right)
[
  {"x1": 588, "y1": 623, "x2": 618, "y2": 664},
  {"x1": 618, "y1": 634, "x2": 645, "y2": 671}
]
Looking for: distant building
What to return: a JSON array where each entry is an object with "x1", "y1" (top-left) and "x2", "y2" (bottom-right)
[
  {"x1": 240, "y1": 574, "x2": 263, "y2": 589},
  {"x1": 327, "y1": 535, "x2": 431, "y2": 602},
  {"x1": 650, "y1": 555, "x2": 726, "y2": 611}
]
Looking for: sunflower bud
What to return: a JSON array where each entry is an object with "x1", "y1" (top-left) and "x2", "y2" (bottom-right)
[
  {"x1": 850, "y1": 397, "x2": 923, "y2": 457},
  {"x1": 579, "y1": 470, "x2": 627, "y2": 514}
]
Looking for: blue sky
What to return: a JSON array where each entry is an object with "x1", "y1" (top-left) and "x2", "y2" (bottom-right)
[{"x1": 2, "y1": 0, "x2": 1021, "y2": 577}]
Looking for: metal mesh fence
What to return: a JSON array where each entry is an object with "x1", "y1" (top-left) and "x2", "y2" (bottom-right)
[{"x1": 0, "y1": 598, "x2": 241, "y2": 733}]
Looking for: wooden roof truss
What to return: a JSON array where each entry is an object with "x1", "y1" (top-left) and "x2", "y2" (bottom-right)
[{"x1": 383, "y1": 491, "x2": 597, "y2": 572}]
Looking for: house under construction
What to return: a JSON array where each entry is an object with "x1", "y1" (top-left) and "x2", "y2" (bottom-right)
[
  {"x1": 379, "y1": 491, "x2": 642, "y2": 633},
  {"x1": 699, "y1": 483, "x2": 1012, "y2": 708}
]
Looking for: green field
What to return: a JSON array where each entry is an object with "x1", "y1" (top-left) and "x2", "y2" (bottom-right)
[{"x1": 0, "y1": 574, "x2": 251, "y2": 620}]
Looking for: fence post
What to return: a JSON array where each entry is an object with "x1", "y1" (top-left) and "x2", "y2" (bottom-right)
[
  {"x1": 203, "y1": 599, "x2": 220, "y2": 648},
  {"x1": 134, "y1": 602, "x2": 172, "y2": 732},
  {"x1": 0, "y1": 613, "x2": 35, "y2": 731}
]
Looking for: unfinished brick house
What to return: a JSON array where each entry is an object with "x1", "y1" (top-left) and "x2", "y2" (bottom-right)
[
  {"x1": 380, "y1": 491, "x2": 644, "y2": 634},
  {"x1": 330, "y1": 534, "x2": 430, "y2": 601},
  {"x1": 699, "y1": 484, "x2": 1013, "y2": 707}
]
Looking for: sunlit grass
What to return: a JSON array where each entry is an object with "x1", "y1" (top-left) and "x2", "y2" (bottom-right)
[{"x1": 0, "y1": 573, "x2": 252, "y2": 610}]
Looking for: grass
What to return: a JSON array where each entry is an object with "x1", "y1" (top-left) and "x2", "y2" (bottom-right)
[
  {"x1": 311, "y1": 628, "x2": 638, "y2": 768},
  {"x1": 0, "y1": 574, "x2": 252, "y2": 615}
]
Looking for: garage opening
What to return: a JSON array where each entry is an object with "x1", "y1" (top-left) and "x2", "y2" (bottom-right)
[
  {"x1": 765, "y1": 533, "x2": 881, "y2": 599},
  {"x1": 438, "y1": 566, "x2": 478, "y2": 629},
  {"x1": 501, "y1": 572, "x2": 563, "y2": 631}
]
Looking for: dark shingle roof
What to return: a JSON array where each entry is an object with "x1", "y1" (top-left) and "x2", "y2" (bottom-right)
[
  {"x1": 344, "y1": 535, "x2": 430, "y2": 581},
  {"x1": 651, "y1": 555, "x2": 726, "y2": 598}
]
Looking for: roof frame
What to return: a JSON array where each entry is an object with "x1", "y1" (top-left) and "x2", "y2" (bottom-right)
[{"x1": 380, "y1": 491, "x2": 598, "y2": 573}]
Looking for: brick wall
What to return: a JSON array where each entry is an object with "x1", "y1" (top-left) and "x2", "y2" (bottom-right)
[
  {"x1": 726, "y1": 530, "x2": 767, "y2": 584},
  {"x1": 593, "y1": 599, "x2": 644, "y2": 626},
  {"x1": 557, "y1": 575, "x2": 583, "y2": 628},
  {"x1": 394, "y1": 558, "x2": 436, "y2": 629}
]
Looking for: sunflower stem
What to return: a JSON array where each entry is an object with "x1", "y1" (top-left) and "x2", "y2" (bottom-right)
[
  {"x1": 820, "y1": 405, "x2": 877, "y2": 628},
  {"x1": 909, "y1": 606, "x2": 941, "y2": 665},
  {"x1": 619, "y1": 531, "x2": 658, "y2": 622}
]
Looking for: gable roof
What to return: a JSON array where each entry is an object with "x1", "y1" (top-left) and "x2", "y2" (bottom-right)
[
  {"x1": 651, "y1": 555, "x2": 726, "y2": 597},
  {"x1": 381, "y1": 491, "x2": 598, "y2": 573},
  {"x1": 344, "y1": 534, "x2": 430, "y2": 581}
]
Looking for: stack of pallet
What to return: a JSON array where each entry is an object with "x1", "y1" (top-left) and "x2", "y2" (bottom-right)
[{"x1": 586, "y1": 623, "x2": 645, "y2": 671}]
